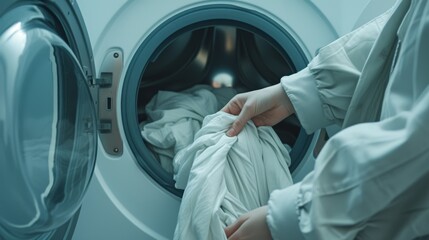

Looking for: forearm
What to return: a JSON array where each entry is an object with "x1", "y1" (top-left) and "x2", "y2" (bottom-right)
[{"x1": 267, "y1": 93, "x2": 429, "y2": 239}]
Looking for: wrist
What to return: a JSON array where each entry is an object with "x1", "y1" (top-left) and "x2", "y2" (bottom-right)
[{"x1": 275, "y1": 83, "x2": 295, "y2": 115}]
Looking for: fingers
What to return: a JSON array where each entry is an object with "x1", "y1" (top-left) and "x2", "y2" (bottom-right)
[
  {"x1": 222, "y1": 95, "x2": 251, "y2": 137},
  {"x1": 227, "y1": 103, "x2": 254, "y2": 137},
  {"x1": 226, "y1": 119, "x2": 243, "y2": 137},
  {"x1": 224, "y1": 216, "x2": 246, "y2": 239},
  {"x1": 226, "y1": 207, "x2": 271, "y2": 240},
  {"x1": 221, "y1": 96, "x2": 243, "y2": 115},
  {"x1": 222, "y1": 100, "x2": 245, "y2": 137}
]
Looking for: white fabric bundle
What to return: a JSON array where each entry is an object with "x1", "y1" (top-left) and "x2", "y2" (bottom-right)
[
  {"x1": 140, "y1": 85, "x2": 293, "y2": 239},
  {"x1": 173, "y1": 112, "x2": 293, "y2": 240},
  {"x1": 140, "y1": 85, "x2": 236, "y2": 172}
]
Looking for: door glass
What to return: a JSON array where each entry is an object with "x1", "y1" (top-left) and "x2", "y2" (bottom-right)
[{"x1": 0, "y1": 5, "x2": 97, "y2": 239}]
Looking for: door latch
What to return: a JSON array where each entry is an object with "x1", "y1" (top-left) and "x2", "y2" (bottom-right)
[{"x1": 96, "y1": 49, "x2": 123, "y2": 156}]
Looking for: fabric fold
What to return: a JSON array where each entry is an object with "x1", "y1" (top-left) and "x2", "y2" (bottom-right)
[
  {"x1": 173, "y1": 112, "x2": 293, "y2": 240},
  {"x1": 140, "y1": 85, "x2": 236, "y2": 172}
]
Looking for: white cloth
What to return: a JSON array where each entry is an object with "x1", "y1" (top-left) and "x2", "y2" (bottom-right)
[
  {"x1": 173, "y1": 112, "x2": 293, "y2": 240},
  {"x1": 268, "y1": 0, "x2": 429, "y2": 239},
  {"x1": 140, "y1": 85, "x2": 236, "y2": 172}
]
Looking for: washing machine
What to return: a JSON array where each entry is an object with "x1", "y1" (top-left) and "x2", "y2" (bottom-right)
[{"x1": 0, "y1": 0, "x2": 395, "y2": 239}]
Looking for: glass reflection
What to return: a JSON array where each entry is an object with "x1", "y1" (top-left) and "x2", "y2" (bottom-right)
[{"x1": 0, "y1": 5, "x2": 96, "y2": 239}]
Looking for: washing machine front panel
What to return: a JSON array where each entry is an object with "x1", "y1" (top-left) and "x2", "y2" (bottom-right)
[
  {"x1": 0, "y1": 1, "x2": 97, "y2": 239},
  {"x1": 71, "y1": 1, "x2": 339, "y2": 239},
  {"x1": 123, "y1": 3, "x2": 324, "y2": 198},
  {"x1": 92, "y1": 0, "x2": 338, "y2": 190},
  {"x1": 71, "y1": 1, "x2": 399, "y2": 239}
]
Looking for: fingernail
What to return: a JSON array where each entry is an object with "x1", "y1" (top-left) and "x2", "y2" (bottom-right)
[{"x1": 226, "y1": 129, "x2": 234, "y2": 137}]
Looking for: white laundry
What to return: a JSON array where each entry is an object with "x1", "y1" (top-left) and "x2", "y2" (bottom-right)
[
  {"x1": 140, "y1": 85, "x2": 236, "y2": 172},
  {"x1": 140, "y1": 85, "x2": 293, "y2": 239},
  {"x1": 173, "y1": 112, "x2": 293, "y2": 240}
]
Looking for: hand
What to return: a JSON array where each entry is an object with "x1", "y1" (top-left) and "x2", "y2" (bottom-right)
[
  {"x1": 224, "y1": 206, "x2": 272, "y2": 240},
  {"x1": 222, "y1": 84, "x2": 295, "y2": 136}
]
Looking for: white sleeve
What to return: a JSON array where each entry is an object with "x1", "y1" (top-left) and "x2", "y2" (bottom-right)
[
  {"x1": 281, "y1": 9, "x2": 392, "y2": 134},
  {"x1": 268, "y1": 82, "x2": 429, "y2": 239},
  {"x1": 267, "y1": 1, "x2": 429, "y2": 239},
  {"x1": 267, "y1": 183, "x2": 305, "y2": 240}
]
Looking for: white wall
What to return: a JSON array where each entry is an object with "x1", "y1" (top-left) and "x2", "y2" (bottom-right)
[
  {"x1": 76, "y1": 0, "x2": 128, "y2": 48},
  {"x1": 311, "y1": 0, "x2": 396, "y2": 36}
]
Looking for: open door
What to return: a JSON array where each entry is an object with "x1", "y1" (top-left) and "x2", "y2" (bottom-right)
[{"x1": 0, "y1": 1, "x2": 97, "y2": 239}]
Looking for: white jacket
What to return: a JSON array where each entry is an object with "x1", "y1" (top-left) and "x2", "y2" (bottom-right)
[{"x1": 268, "y1": 0, "x2": 429, "y2": 239}]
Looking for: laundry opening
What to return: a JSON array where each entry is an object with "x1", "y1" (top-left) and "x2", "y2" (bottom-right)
[
  {"x1": 122, "y1": 10, "x2": 312, "y2": 197},
  {"x1": 138, "y1": 25, "x2": 301, "y2": 147},
  {"x1": 141, "y1": 25, "x2": 302, "y2": 186}
]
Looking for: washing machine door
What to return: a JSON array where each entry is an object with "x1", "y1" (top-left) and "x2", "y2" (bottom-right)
[{"x1": 0, "y1": 1, "x2": 97, "y2": 239}]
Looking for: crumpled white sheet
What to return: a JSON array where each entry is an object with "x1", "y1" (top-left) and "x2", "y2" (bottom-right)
[
  {"x1": 140, "y1": 85, "x2": 236, "y2": 172},
  {"x1": 140, "y1": 85, "x2": 293, "y2": 239},
  {"x1": 173, "y1": 112, "x2": 293, "y2": 240}
]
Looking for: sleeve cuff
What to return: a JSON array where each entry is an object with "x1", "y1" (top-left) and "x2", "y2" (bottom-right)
[
  {"x1": 281, "y1": 68, "x2": 334, "y2": 134},
  {"x1": 267, "y1": 183, "x2": 305, "y2": 240}
]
